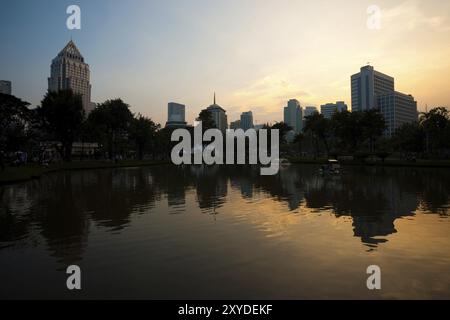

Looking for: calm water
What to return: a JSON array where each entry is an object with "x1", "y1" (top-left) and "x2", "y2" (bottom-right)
[{"x1": 0, "y1": 164, "x2": 449, "y2": 299}]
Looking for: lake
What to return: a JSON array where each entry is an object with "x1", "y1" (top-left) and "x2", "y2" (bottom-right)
[{"x1": 0, "y1": 164, "x2": 449, "y2": 299}]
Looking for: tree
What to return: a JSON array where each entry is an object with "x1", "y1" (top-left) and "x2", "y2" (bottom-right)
[
  {"x1": 271, "y1": 122, "x2": 293, "y2": 145},
  {"x1": 360, "y1": 109, "x2": 386, "y2": 153},
  {"x1": 154, "y1": 127, "x2": 174, "y2": 160},
  {"x1": 129, "y1": 115, "x2": 160, "y2": 160},
  {"x1": 196, "y1": 109, "x2": 216, "y2": 132},
  {"x1": 419, "y1": 107, "x2": 450, "y2": 156},
  {"x1": 393, "y1": 122, "x2": 424, "y2": 155},
  {"x1": 304, "y1": 113, "x2": 331, "y2": 155},
  {"x1": 0, "y1": 94, "x2": 32, "y2": 153},
  {"x1": 87, "y1": 99, "x2": 134, "y2": 159},
  {"x1": 331, "y1": 111, "x2": 363, "y2": 153},
  {"x1": 36, "y1": 90, "x2": 84, "y2": 161},
  {"x1": 294, "y1": 133, "x2": 305, "y2": 155}
]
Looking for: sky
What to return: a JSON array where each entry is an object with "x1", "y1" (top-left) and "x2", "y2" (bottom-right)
[{"x1": 1, "y1": 0, "x2": 449, "y2": 125}]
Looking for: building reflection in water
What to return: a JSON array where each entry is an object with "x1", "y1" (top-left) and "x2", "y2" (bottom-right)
[{"x1": 0, "y1": 164, "x2": 449, "y2": 265}]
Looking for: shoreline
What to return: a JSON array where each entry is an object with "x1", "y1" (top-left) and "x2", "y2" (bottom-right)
[
  {"x1": 0, "y1": 160, "x2": 170, "y2": 185},
  {"x1": 288, "y1": 158, "x2": 450, "y2": 168},
  {"x1": 1, "y1": 158, "x2": 450, "y2": 185}
]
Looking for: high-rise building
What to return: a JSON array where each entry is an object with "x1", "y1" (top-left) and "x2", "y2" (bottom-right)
[
  {"x1": 0, "y1": 80, "x2": 12, "y2": 95},
  {"x1": 166, "y1": 102, "x2": 187, "y2": 128},
  {"x1": 351, "y1": 65, "x2": 394, "y2": 112},
  {"x1": 377, "y1": 92, "x2": 418, "y2": 137},
  {"x1": 240, "y1": 111, "x2": 254, "y2": 131},
  {"x1": 304, "y1": 106, "x2": 318, "y2": 118},
  {"x1": 351, "y1": 65, "x2": 418, "y2": 137},
  {"x1": 230, "y1": 120, "x2": 241, "y2": 130},
  {"x1": 48, "y1": 40, "x2": 93, "y2": 113},
  {"x1": 320, "y1": 101, "x2": 348, "y2": 119},
  {"x1": 284, "y1": 99, "x2": 303, "y2": 133},
  {"x1": 206, "y1": 93, "x2": 228, "y2": 133}
]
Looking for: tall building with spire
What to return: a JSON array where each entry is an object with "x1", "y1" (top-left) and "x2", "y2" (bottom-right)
[
  {"x1": 48, "y1": 40, "x2": 94, "y2": 113},
  {"x1": 206, "y1": 93, "x2": 228, "y2": 133}
]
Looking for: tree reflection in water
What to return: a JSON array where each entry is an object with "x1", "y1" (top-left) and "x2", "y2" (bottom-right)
[{"x1": 1, "y1": 164, "x2": 449, "y2": 264}]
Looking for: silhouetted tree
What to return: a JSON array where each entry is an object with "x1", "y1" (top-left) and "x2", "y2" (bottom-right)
[
  {"x1": 0, "y1": 94, "x2": 32, "y2": 154},
  {"x1": 196, "y1": 109, "x2": 216, "y2": 132},
  {"x1": 129, "y1": 114, "x2": 160, "y2": 160},
  {"x1": 393, "y1": 122, "x2": 424, "y2": 156},
  {"x1": 36, "y1": 90, "x2": 84, "y2": 161},
  {"x1": 360, "y1": 109, "x2": 386, "y2": 152},
  {"x1": 87, "y1": 99, "x2": 133, "y2": 159},
  {"x1": 331, "y1": 111, "x2": 363, "y2": 153},
  {"x1": 304, "y1": 113, "x2": 331, "y2": 155},
  {"x1": 419, "y1": 107, "x2": 450, "y2": 156}
]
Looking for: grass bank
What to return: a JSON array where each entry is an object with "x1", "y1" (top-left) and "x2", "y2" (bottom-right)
[
  {"x1": 0, "y1": 160, "x2": 170, "y2": 185},
  {"x1": 288, "y1": 157, "x2": 450, "y2": 168}
]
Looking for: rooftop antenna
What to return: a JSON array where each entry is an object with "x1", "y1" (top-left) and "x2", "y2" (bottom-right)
[{"x1": 214, "y1": 92, "x2": 216, "y2": 105}]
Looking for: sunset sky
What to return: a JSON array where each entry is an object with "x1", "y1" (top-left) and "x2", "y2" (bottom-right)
[{"x1": 1, "y1": 0, "x2": 449, "y2": 125}]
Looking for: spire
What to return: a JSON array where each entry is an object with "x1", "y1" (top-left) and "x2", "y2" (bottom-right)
[{"x1": 58, "y1": 40, "x2": 83, "y2": 60}]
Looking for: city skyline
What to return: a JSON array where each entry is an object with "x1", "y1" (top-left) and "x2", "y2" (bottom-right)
[{"x1": 1, "y1": 0, "x2": 450, "y2": 125}]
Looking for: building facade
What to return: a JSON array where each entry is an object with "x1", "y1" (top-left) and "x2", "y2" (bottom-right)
[
  {"x1": 206, "y1": 94, "x2": 228, "y2": 133},
  {"x1": 351, "y1": 65, "x2": 394, "y2": 112},
  {"x1": 377, "y1": 92, "x2": 418, "y2": 137},
  {"x1": 320, "y1": 101, "x2": 348, "y2": 119},
  {"x1": 230, "y1": 120, "x2": 241, "y2": 130},
  {"x1": 240, "y1": 111, "x2": 254, "y2": 131},
  {"x1": 304, "y1": 106, "x2": 318, "y2": 118},
  {"x1": 48, "y1": 40, "x2": 93, "y2": 113},
  {"x1": 166, "y1": 102, "x2": 187, "y2": 128},
  {"x1": 284, "y1": 99, "x2": 303, "y2": 133},
  {"x1": 351, "y1": 65, "x2": 418, "y2": 137},
  {"x1": 0, "y1": 80, "x2": 12, "y2": 95}
]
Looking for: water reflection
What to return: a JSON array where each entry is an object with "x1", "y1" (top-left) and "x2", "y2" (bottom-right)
[
  {"x1": 1, "y1": 165, "x2": 448, "y2": 249},
  {"x1": 0, "y1": 164, "x2": 449, "y2": 298}
]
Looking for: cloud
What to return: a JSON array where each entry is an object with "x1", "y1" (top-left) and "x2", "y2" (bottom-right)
[
  {"x1": 382, "y1": 0, "x2": 450, "y2": 32},
  {"x1": 233, "y1": 75, "x2": 310, "y2": 103},
  {"x1": 226, "y1": 75, "x2": 313, "y2": 123}
]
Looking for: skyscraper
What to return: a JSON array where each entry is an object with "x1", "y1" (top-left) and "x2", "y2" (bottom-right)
[
  {"x1": 48, "y1": 40, "x2": 93, "y2": 113},
  {"x1": 0, "y1": 80, "x2": 12, "y2": 95},
  {"x1": 166, "y1": 102, "x2": 187, "y2": 128},
  {"x1": 284, "y1": 99, "x2": 303, "y2": 133},
  {"x1": 377, "y1": 92, "x2": 418, "y2": 137},
  {"x1": 320, "y1": 101, "x2": 348, "y2": 119},
  {"x1": 240, "y1": 111, "x2": 254, "y2": 131},
  {"x1": 351, "y1": 65, "x2": 394, "y2": 112},
  {"x1": 351, "y1": 65, "x2": 418, "y2": 137},
  {"x1": 206, "y1": 93, "x2": 228, "y2": 133},
  {"x1": 304, "y1": 106, "x2": 318, "y2": 118},
  {"x1": 230, "y1": 120, "x2": 241, "y2": 130}
]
